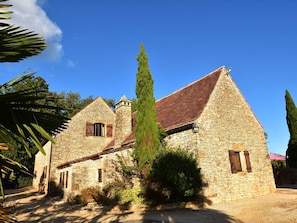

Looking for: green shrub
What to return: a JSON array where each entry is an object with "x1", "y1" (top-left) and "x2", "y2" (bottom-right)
[
  {"x1": 145, "y1": 148, "x2": 202, "y2": 204},
  {"x1": 119, "y1": 185, "x2": 143, "y2": 205},
  {"x1": 271, "y1": 160, "x2": 286, "y2": 169},
  {"x1": 101, "y1": 181, "x2": 125, "y2": 205},
  {"x1": 18, "y1": 176, "x2": 32, "y2": 188}
]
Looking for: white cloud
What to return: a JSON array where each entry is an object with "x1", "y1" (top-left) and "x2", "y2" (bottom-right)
[
  {"x1": 66, "y1": 59, "x2": 75, "y2": 68},
  {"x1": 6, "y1": 0, "x2": 63, "y2": 60}
]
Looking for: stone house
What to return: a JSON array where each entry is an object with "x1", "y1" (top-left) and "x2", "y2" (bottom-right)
[{"x1": 33, "y1": 66, "x2": 276, "y2": 203}]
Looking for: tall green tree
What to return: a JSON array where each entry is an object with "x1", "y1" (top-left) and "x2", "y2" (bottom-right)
[
  {"x1": 285, "y1": 90, "x2": 297, "y2": 168},
  {"x1": 133, "y1": 43, "x2": 160, "y2": 172}
]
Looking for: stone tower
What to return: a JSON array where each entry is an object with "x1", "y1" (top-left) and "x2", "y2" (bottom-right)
[{"x1": 114, "y1": 95, "x2": 132, "y2": 148}]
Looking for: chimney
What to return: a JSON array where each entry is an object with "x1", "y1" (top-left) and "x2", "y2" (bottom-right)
[{"x1": 114, "y1": 95, "x2": 132, "y2": 148}]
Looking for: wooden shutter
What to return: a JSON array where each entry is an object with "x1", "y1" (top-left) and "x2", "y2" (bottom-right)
[
  {"x1": 86, "y1": 122, "x2": 93, "y2": 136},
  {"x1": 229, "y1": 150, "x2": 238, "y2": 174},
  {"x1": 244, "y1": 150, "x2": 252, "y2": 172},
  {"x1": 106, "y1": 124, "x2": 113, "y2": 137}
]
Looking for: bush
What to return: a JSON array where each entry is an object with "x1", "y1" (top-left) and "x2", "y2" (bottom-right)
[
  {"x1": 18, "y1": 175, "x2": 32, "y2": 188},
  {"x1": 101, "y1": 181, "x2": 125, "y2": 205},
  {"x1": 119, "y1": 185, "x2": 143, "y2": 205},
  {"x1": 144, "y1": 149, "x2": 202, "y2": 204},
  {"x1": 271, "y1": 160, "x2": 286, "y2": 169},
  {"x1": 79, "y1": 186, "x2": 103, "y2": 205},
  {"x1": 78, "y1": 182, "x2": 143, "y2": 206}
]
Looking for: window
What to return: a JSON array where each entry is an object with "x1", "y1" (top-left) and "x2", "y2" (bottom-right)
[
  {"x1": 98, "y1": 169, "x2": 102, "y2": 183},
  {"x1": 86, "y1": 122, "x2": 112, "y2": 137},
  {"x1": 65, "y1": 171, "x2": 68, "y2": 188},
  {"x1": 60, "y1": 172, "x2": 64, "y2": 186},
  {"x1": 229, "y1": 150, "x2": 252, "y2": 174},
  {"x1": 94, "y1": 123, "x2": 105, "y2": 136},
  {"x1": 43, "y1": 166, "x2": 47, "y2": 178},
  {"x1": 60, "y1": 171, "x2": 69, "y2": 188}
]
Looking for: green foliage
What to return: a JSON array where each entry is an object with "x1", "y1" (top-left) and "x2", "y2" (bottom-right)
[
  {"x1": 17, "y1": 175, "x2": 32, "y2": 188},
  {"x1": 101, "y1": 182, "x2": 122, "y2": 205},
  {"x1": 79, "y1": 182, "x2": 124, "y2": 206},
  {"x1": 285, "y1": 90, "x2": 297, "y2": 168},
  {"x1": 0, "y1": 73, "x2": 69, "y2": 154},
  {"x1": 271, "y1": 160, "x2": 286, "y2": 169},
  {"x1": 131, "y1": 98, "x2": 138, "y2": 113},
  {"x1": 119, "y1": 185, "x2": 143, "y2": 205},
  {"x1": 144, "y1": 148, "x2": 202, "y2": 204},
  {"x1": 78, "y1": 184, "x2": 143, "y2": 206},
  {"x1": 103, "y1": 98, "x2": 116, "y2": 110},
  {"x1": 0, "y1": 0, "x2": 46, "y2": 62},
  {"x1": 134, "y1": 43, "x2": 161, "y2": 172}
]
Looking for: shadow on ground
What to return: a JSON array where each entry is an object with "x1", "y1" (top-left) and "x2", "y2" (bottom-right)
[{"x1": 7, "y1": 190, "x2": 243, "y2": 223}]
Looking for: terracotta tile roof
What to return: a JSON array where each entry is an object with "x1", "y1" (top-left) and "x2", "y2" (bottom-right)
[
  {"x1": 156, "y1": 67, "x2": 222, "y2": 130},
  {"x1": 120, "y1": 66, "x2": 222, "y2": 146},
  {"x1": 57, "y1": 67, "x2": 223, "y2": 168}
]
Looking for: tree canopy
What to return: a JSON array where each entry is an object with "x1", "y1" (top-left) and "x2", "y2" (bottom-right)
[
  {"x1": 0, "y1": 1, "x2": 68, "y2": 197},
  {"x1": 285, "y1": 90, "x2": 297, "y2": 168},
  {"x1": 133, "y1": 43, "x2": 160, "y2": 172}
]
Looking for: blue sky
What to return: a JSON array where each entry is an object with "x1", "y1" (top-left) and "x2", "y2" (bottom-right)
[{"x1": 1, "y1": 0, "x2": 297, "y2": 156}]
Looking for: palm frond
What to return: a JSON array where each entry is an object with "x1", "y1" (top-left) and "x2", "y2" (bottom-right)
[
  {"x1": 0, "y1": 74, "x2": 69, "y2": 156},
  {"x1": 0, "y1": 25, "x2": 46, "y2": 62}
]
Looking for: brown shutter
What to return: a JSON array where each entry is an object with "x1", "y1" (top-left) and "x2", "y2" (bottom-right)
[
  {"x1": 229, "y1": 150, "x2": 238, "y2": 174},
  {"x1": 86, "y1": 122, "x2": 93, "y2": 136},
  {"x1": 244, "y1": 150, "x2": 252, "y2": 172},
  {"x1": 106, "y1": 124, "x2": 113, "y2": 137}
]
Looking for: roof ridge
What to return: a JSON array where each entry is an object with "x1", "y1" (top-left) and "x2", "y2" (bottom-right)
[{"x1": 156, "y1": 66, "x2": 224, "y2": 103}]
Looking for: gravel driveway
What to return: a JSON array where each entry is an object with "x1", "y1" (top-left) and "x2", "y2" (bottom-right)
[{"x1": 4, "y1": 185, "x2": 297, "y2": 223}]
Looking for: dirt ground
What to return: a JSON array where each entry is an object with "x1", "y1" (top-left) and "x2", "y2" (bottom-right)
[{"x1": 3, "y1": 185, "x2": 297, "y2": 223}]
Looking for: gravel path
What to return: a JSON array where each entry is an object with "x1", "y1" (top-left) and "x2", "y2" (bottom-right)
[{"x1": 3, "y1": 185, "x2": 297, "y2": 223}]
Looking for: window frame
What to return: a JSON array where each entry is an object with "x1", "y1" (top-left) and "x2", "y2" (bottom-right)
[
  {"x1": 229, "y1": 150, "x2": 252, "y2": 174},
  {"x1": 86, "y1": 122, "x2": 112, "y2": 137},
  {"x1": 94, "y1": 123, "x2": 105, "y2": 137}
]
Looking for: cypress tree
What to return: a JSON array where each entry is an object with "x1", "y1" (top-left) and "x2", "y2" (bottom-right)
[
  {"x1": 285, "y1": 90, "x2": 297, "y2": 168},
  {"x1": 134, "y1": 43, "x2": 160, "y2": 172}
]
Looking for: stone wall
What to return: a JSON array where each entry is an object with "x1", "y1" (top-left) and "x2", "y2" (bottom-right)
[
  {"x1": 58, "y1": 148, "x2": 133, "y2": 199},
  {"x1": 66, "y1": 159, "x2": 101, "y2": 195},
  {"x1": 49, "y1": 97, "x2": 115, "y2": 185},
  {"x1": 196, "y1": 72, "x2": 275, "y2": 203},
  {"x1": 40, "y1": 69, "x2": 275, "y2": 204},
  {"x1": 33, "y1": 141, "x2": 51, "y2": 193},
  {"x1": 163, "y1": 71, "x2": 275, "y2": 203}
]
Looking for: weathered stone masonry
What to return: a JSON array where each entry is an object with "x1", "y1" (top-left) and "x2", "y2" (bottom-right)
[{"x1": 34, "y1": 66, "x2": 276, "y2": 203}]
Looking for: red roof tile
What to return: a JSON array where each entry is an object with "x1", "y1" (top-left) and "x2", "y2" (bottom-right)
[
  {"x1": 59, "y1": 67, "x2": 223, "y2": 167},
  {"x1": 156, "y1": 67, "x2": 222, "y2": 130},
  {"x1": 120, "y1": 66, "x2": 222, "y2": 146}
]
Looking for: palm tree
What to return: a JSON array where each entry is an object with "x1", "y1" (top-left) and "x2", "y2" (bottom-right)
[
  {"x1": 0, "y1": 0, "x2": 46, "y2": 62},
  {"x1": 0, "y1": 0, "x2": 68, "y2": 201}
]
